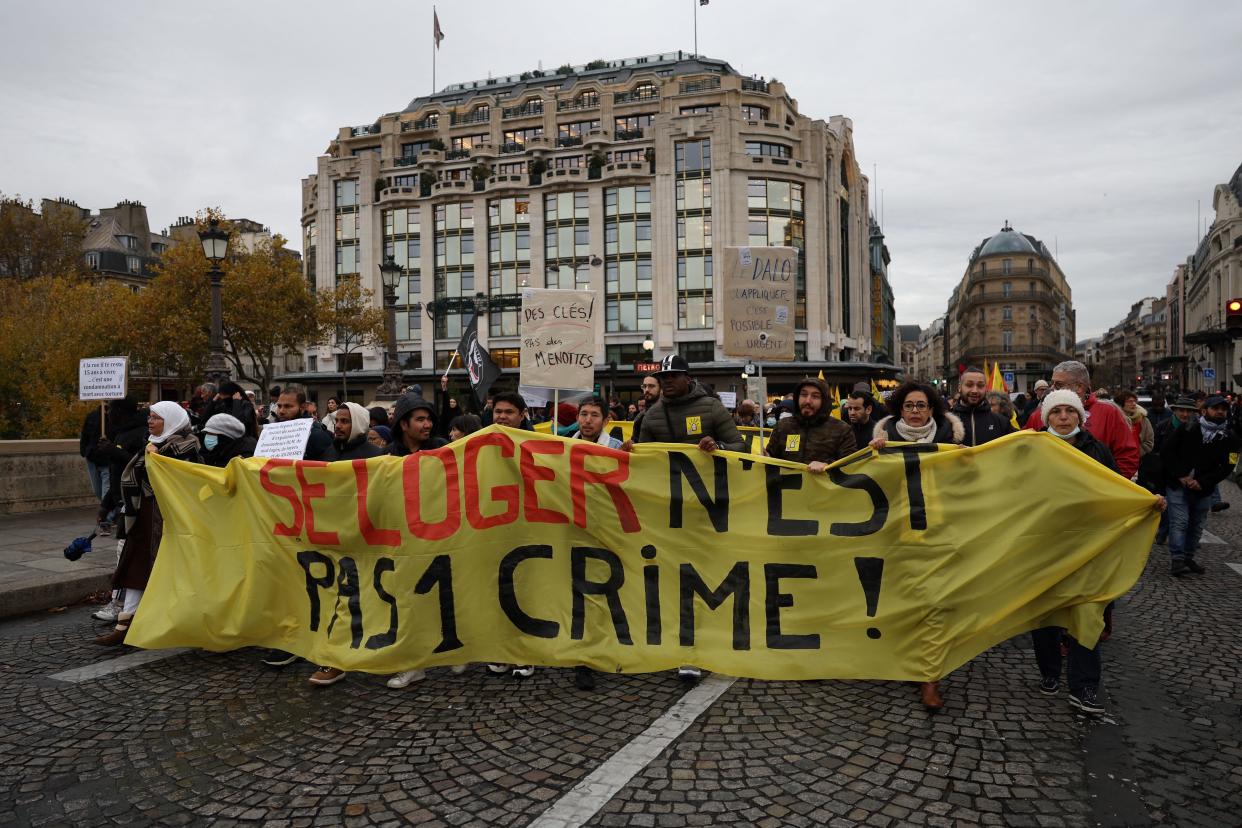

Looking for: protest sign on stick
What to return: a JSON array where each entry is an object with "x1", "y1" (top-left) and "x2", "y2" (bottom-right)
[
  {"x1": 721, "y1": 247, "x2": 797, "y2": 362},
  {"x1": 253, "y1": 418, "x2": 314, "y2": 460},
  {"x1": 79, "y1": 356, "x2": 129, "y2": 435}
]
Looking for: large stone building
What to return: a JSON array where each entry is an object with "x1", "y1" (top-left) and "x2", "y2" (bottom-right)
[
  {"x1": 897, "y1": 324, "x2": 921, "y2": 380},
  {"x1": 1091, "y1": 297, "x2": 1167, "y2": 392},
  {"x1": 1178, "y1": 161, "x2": 1242, "y2": 393},
  {"x1": 293, "y1": 52, "x2": 895, "y2": 400},
  {"x1": 945, "y1": 222, "x2": 1074, "y2": 392},
  {"x1": 869, "y1": 217, "x2": 896, "y2": 364},
  {"x1": 912, "y1": 316, "x2": 945, "y2": 384}
]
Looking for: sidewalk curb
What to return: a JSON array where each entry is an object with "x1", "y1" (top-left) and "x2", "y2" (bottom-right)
[{"x1": 0, "y1": 572, "x2": 112, "y2": 620}]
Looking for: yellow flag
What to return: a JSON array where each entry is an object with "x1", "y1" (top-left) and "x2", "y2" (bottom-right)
[
  {"x1": 130, "y1": 429, "x2": 1157, "y2": 681},
  {"x1": 831, "y1": 383, "x2": 844, "y2": 419}
]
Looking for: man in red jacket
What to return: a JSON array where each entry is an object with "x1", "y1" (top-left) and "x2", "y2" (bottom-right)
[{"x1": 1025, "y1": 360, "x2": 1139, "y2": 479}]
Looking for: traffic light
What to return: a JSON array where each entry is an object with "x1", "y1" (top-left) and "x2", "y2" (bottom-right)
[{"x1": 1228, "y1": 299, "x2": 1242, "y2": 336}]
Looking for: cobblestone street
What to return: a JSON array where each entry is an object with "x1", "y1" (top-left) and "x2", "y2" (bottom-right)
[{"x1": 2, "y1": 489, "x2": 1240, "y2": 828}]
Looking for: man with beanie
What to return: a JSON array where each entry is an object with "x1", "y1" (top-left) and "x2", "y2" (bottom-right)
[
  {"x1": 202, "y1": 380, "x2": 259, "y2": 438},
  {"x1": 766, "y1": 378, "x2": 857, "y2": 470},
  {"x1": 1160, "y1": 394, "x2": 1239, "y2": 576},
  {"x1": 388, "y1": 395, "x2": 447, "y2": 457},
  {"x1": 1021, "y1": 379, "x2": 1050, "y2": 427},
  {"x1": 201, "y1": 413, "x2": 257, "y2": 467},
  {"x1": 952, "y1": 366, "x2": 1014, "y2": 446},
  {"x1": 1024, "y1": 360, "x2": 1139, "y2": 478}
]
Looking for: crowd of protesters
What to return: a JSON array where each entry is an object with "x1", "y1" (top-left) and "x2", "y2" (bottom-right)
[{"x1": 78, "y1": 358, "x2": 1224, "y2": 717}]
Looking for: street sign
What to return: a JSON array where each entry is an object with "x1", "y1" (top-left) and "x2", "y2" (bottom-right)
[
  {"x1": 745, "y1": 376, "x2": 768, "y2": 405},
  {"x1": 1003, "y1": 371, "x2": 1015, "y2": 386},
  {"x1": 634, "y1": 361, "x2": 660, "y2": 373},
  {"x1": 1203, "y1": 367, "x2": 1217, "y2": 380}
]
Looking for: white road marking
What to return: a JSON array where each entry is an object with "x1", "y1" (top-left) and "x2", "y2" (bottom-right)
[
  {"x1": 527, "y1": 673, "x2": 737, "y2": 828},
  {"x1": 1226, "y1": 563, "x2": 1242, "y2": 578},
  {"x1": 1200, "y1": 530, "x2": 1226, "y2": 545},
  {"x1": 49, "y1": 648, "x2": 192, "y2": 683}
]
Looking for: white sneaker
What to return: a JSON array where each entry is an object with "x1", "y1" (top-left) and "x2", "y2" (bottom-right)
[
  {"x1": 92, "y1": 603, "x2": 120, "y2": 622},
  {"x1": 511, "y1": 665, "x2": 535, "y2": 678},
  {"x1": 386, "y1": 669, "x2": 426, "y2": 688},
  {"x1": 486, "y1": 663, "x2": 510, "y2": 674},
  {"x1": 450, "y1": 663, "x2": 469, "y2": 674},
  {"x1": 677, "y1": 666, "x2": 702, "y2": 683}
]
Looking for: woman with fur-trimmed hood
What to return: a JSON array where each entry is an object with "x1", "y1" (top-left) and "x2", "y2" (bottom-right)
[
  {"x1": 868, "y1": 380, "x2": 964, "y2": 450},
  {"x1": 866, "y1": 380, "x2": 963, "y2": 713}
]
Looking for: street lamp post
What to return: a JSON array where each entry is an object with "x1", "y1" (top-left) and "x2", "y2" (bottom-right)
[
  {"x1": 375, "y1": 255, "x2": 405, "y2": 400},
  {"x1": 197, "y1": 219, "x2": 231, "y2": 384}
]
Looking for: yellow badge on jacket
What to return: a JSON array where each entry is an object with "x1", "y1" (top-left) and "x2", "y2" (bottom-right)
[
  {"x1": 786, "y1": 434, "x2": 801, "y2": 452},
  {"x1": 685, "y1": 416, "x2": 702, "y2": 435}
]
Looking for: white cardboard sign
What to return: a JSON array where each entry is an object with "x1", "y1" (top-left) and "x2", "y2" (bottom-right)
[
  {"x1": 718, "y1": 391, "x2": 738, "y2": 409},
  {"x1": 254, "y1": 418, "x2": 314, "y2": 460},
  {"x1": 78, "y1": 357, "x2": 128, "y2": 401},
  {"x1": 519, "y1": 288, "x2": 598, "y2": 392}
]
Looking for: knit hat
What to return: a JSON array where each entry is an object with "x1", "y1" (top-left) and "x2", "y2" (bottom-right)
[
  {"x1": 1040, "y1": 389, "x2": 1087, "y2": 425},
  {"x1": 557, "y1": 402, "x2": 579, "y2": 427},
  {"x1": 204, "y1": 413, "x2": 245, "y2": 439},
  {"x1": 1033, "y1": 379, "x2": 1049, "y2": 390}
]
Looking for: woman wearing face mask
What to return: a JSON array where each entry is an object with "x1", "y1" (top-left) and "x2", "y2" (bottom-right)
[
  {"x1": 1033, "y1": 389, "x2": 1165, "y2": 716},
  {"x1": 94, "y1": 401, "x2": 201, "y2": 645},
  {"x1": 868, "y1": 381, "x2": 964, "y2": 712},
  {"x1": 201, "y1": 414, "x2": 257, "y2": 467}
]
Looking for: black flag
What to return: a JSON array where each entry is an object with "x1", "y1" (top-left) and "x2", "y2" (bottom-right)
[{"x1": 456, "y1": 314, "x2": 502, "y2": 406}]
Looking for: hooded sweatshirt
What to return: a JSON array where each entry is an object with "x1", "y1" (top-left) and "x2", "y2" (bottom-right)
[
  {"x1": 765, "y1": 378, "x2": 858, "y2": 463},
  {"x1": 334, "y1": 401, "x2": 386, "y2": 460}
]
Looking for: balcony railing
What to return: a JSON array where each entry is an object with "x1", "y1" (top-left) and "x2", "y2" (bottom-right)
[
  {"x1": 958, "y1": 289, "x2": 1060, "y2": 312},
  {"x1": 556, "y1": 135, "x2": 584, "y2": 148},
  {"x1": 679, "y1": 77, "x2": 721, "y2": 94},
  {"x1": 502, "y1": 103, "x2": 544, "y2": 119},
  {"x1": 350, "y1": 124, "x2": 381, "y2": 136},
  {"x1": 451, "y1": 110, "x2": 491, "y2": 126},
  {"x1": 394, "y1": 156, "x2": 419, "y2": 167},
  {"x1": 406, "y1": 118, "x2": 439, "y2": 131},
  {"x1": 741, "y1": 78, "x2": 770, "y2": 93},
  {"x1": 613, "y1": 128, "x2": 645, "y2": 141},
  {"x1": 557, "y1": 98, "x2": 599, "y2": 112},
  {"x1": 613, "y1": 90, "x2": 659, "y2": 105},
  {"x1": 500, "y1": 142, "x2": 525, "y2": 154},
  {"x1": 445, "y1": 149, "x2": 471, "y2": 160}
]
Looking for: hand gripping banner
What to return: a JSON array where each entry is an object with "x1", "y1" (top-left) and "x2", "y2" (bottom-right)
[{"x1": 128, "y1": 429, "x2": 1158, "y2": 681}]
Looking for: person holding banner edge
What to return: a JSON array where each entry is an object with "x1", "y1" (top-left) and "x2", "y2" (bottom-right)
[
  {"x1": 765, "y1": 377, "x2": 856, "y2": 470},
  {"x1": 869, "y1": 380, "x2": 965, "y2": 711},
  {"x1": 632, "y1": 354, "x2": 743, "y2": 683}
]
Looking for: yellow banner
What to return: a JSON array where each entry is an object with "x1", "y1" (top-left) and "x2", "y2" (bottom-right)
[
  {"x1": 538, "y1": 419, "x2": 772, "y2": 455},
  {"x1": 129, "y1": 429, "x2": 1157, "y2": 681}
]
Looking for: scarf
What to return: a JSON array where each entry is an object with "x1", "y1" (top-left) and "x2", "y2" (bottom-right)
[
  {"x1": 148, "y1": 400, "x2": 190, "y2": 444},
  {"x1": 894, "y1": 418, "x2": 937, "y2": 443},
  {"x1": 1199, "y1": 416, "x2": 1228, "y2": 443}
]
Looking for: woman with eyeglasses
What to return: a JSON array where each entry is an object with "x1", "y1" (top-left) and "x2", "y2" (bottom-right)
[{"x1": 868, "y1": 380, "x2": 964, "y2": 712}]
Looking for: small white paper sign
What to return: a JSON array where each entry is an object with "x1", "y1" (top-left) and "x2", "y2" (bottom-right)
[
  {"x1": 254, "y1": 418, "x2": 314, "y2": 460},
  {"x1": 79, "y1": 357, "x2": 128, "y2": 401},
  {"x1": 719, "y1": 391, "x2": 738, "y2": 409}
]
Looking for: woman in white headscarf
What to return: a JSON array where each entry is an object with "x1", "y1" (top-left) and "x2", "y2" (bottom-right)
[{"x1": 93, "y1": 401, "x2": 201, "y2": 645}]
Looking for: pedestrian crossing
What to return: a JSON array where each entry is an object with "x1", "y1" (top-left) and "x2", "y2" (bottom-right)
[{"x1": 48, "y1": 647, "x2": 191, "y2": 683}]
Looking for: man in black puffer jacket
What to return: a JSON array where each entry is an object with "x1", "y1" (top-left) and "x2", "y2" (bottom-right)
[
  {"x1": 635, "y1": 355, "x2": 744, "y2": 452},
  {"x1": 952, "y1": 366, "x2": 1013, "y2": 446}
]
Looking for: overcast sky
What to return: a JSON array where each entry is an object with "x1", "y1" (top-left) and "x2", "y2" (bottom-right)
[{"x1": 2, "y1": 1, "x2": 1239, "y2": 338}]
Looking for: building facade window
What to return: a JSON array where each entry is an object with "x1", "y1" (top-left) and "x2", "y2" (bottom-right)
[
  {"x1": 741, "y1": 104, "x2": 770, "y2": 121},
  {"x1": 334, "y1": 179, "x2": 359, "y2": 280},
  {"x1": 839, "y1": 197, "x2": 850, "y2": 335},
  {"x1": 401, "y1": 141, "x2": 431, "y2": 158},
  {"x1": 1002, "y1": 258, "x2": 1012, "y2": 275},
  {"x1": 383, "y1": 208, "x2": 422, "y2": 343},
  {"x1": 678, "y1": 104, "x2": 717, "y2": 115},
  {"x1": 85, "y1": 252, "x2": 99, "y2": 270},
  {"x1": 489, "y1": 348, "x2": 520, "y2": 369},
  {"x1": 126, "y1": 255, "x2": 141, "y2": 274},
  {"x1": 678, "y1": 341, "x2": 714, "y2": 363},
  {"x1": 1002, "y1": 305, "x2": 1012, "y2": 321},
  {"x1": 502, "y1": 126, "x2": 544, "y2": 147},
  {"x1": 744, "y1": 141, "x2": 791, "y2": 158},
  {"x1": 303, "y1": 220, "x2": 316, "y2": 292},
  {"x1": 749, "y1": 178, "x2": 806, "y2": 328},
  {"x1": 604, "y1": 185, "x2": 652, "y2": 333},
  {"x1": 1002, "y1": 281, "x2": 1012, "y2": 297},
  {"x1": 433, "y1": 202, "x2": 475, "y2": 340},
  {"x1": 614, "y1": 113, "x2": 655, "y2": 137},
  {"x1": 545, "y1": 191, "x2": 591, "y2": 291},
  {"x1": 487, "y1": 197, "x2": 531, "y2": 337}
]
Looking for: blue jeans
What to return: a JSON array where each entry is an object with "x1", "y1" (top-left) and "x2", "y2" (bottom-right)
[
  {"x1": 1166, "y1": 486, "x2": 1211, "y2": 561},
  {"x1": 85, "y1": 460, "x2": 110, "y2": 502}
]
